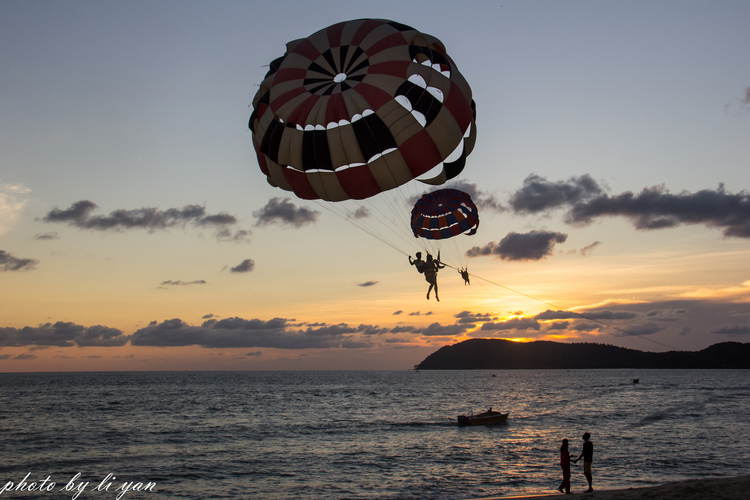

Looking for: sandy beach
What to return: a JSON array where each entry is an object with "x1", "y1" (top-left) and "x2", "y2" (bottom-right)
[{"x1": 467, "y1": 474, "x2": 750, "y2": 500}]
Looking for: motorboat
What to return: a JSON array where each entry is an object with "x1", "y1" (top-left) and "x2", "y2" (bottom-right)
[{"x1": 457, "y1": 407, "x2": 508, "y2": 426}]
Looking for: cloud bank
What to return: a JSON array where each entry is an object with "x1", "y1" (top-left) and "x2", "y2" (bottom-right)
[
  {"x1": 0, "y1": 322, "x2": 129, "y2": 347},
  {"x1": 42, "y1": 200, "x2": 251, "y2": 241},
  {"x1": 509, "y1": 175, "x2": 750, "y2": 238}
]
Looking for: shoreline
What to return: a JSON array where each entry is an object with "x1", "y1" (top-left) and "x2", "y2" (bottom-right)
[{"x1": 465, "y1": 474, "x2": 750, "y2": 500}]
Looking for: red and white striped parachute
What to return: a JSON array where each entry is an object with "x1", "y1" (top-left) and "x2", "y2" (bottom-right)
[{"x1": 249, "y1": 19, "x2": 477, "y2": 202}]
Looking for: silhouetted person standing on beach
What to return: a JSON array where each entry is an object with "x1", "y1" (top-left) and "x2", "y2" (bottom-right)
[
  {"x1": 558, "y1": 438, "x2": 572, "y2": 494},
  {"x1": 572, "y1": 432, "x2": 593, "y2": 492}
]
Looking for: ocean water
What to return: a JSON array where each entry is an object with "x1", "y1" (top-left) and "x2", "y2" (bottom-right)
[{"x1": 0, "y1": 370, "x2": 748, "y2": 499}]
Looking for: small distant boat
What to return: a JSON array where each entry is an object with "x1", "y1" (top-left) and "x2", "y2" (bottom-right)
[
  {"x1": 633, "y1": 378, "x2": 640, "y2": 384},
  {"x1": 457, "y1": 408, "x2": 509, "y2": 426}
]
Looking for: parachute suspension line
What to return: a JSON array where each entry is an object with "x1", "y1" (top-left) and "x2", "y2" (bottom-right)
[
  {"x1": 466, "y1": 271, "x2": 687, "y2": 353},
  {"x1": 311, "y1": 199, "x2": 411, "y2": 256},
  {"x1": 358, "y1": 196, "x2": 423, "y2": 255}
]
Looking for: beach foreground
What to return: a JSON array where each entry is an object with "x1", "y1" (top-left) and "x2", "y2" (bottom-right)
[{"x1": 468, "y1": 474, "x2": 750, "y2": 500}]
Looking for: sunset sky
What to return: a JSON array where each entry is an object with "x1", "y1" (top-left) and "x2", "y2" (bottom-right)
[{"x1": 2, "y1": 0, "x2": 749, "y2": 371}]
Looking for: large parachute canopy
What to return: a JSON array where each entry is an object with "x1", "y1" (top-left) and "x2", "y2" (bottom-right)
[
  {"x1": 410, "y1": 189, "x2": 479, "y2": 240},
  {"x1": 249, "y1": 19, "x2": 477, "y2": 202}
]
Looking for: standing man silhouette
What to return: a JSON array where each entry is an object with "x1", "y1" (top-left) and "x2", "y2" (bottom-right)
[{"x1": 572, "y1": 432, "x2": 594, "y2": 492}]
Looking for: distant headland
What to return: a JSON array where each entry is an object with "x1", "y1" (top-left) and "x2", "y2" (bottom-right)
[{"x1": 414, "y1": 339, "x2": 750, "y2": 370}]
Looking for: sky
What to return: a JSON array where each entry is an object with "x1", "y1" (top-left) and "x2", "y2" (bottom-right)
[{"x1": 1, "y1": 0, "x2": 749, "y2": 372}]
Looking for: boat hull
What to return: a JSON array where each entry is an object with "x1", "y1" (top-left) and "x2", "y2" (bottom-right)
[{"x1": 457, "y1": 410, "x2": 508, "y2": 426}]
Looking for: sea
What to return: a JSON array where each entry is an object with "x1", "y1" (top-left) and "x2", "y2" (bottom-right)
[{"x1": 0, "y1": 370, "x2": 748, "y2": 500}]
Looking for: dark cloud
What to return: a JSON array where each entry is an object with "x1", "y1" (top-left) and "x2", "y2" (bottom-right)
[
  {"x1": 351, "y1": 206, "x2": 370, "y2": 219},
  {"x1": 245, "y1": 351, "x2": 262, "y2": 357},
  {"x1": 14, "y1": 353, "x2": 37, "y2": 360},
  {"x1": 357, "y1": 281, "x2": 378, "y2": 287},
  {"x1": 0, "y1": 322, "x2": 129, "y2": 347},
  {"x1": 253, "y1": 198, "x2": 319, "y2": 227},
  {"x1": 570, "y1": 322, "x2": 602, "y2": 333},
  {"x1": 445, "y1": 180, "x2": 505, "y2": 212},
  {"x1": 574, "y1": 241, "x2": 601, "y2": 257},
  {"x1": 480, "y1": 317, "x2": 541, "y2": 331},
  {"x1": 466, "y1": 230, "x2": 567, "y2": 261},
  {"x1": 230, "y1": 259, "x2": 255, "y2": 273},
  {"x1": 161, "y1": 280, "x2": 207, "y2": 286},
  {"x1": 391, "y1": 325, "x2": 417, "y2": 333},
  {"x1": 393, "y1": 310, "x2": 403, "y2": 315},
  {"x1": 42, "y1": 200, "x2": 249, "y2": 241},
  {"x1": 712, "y1": 323, "x2": 750, "y2": 336},
  {"x1": 75, "y1": 325, "x2": 131, "y2": 347},
  {"x1": 567, "y1": 184, "x2": 750, "y2": 238},
  {"x1": 360, "y1": 324, "x2": 388, "y2": 335},
  {"x1": 534, "y1": 309, "x2": 637, "y2": 321},
  {"x1": 531, "y1": 300, "x2": 750, "y2": 345},
  {"x1": 610, "y1": 322, "x2": 663, "y2": 337},
  {"x1": 510, "y1": 174, "x2": 604, "y2": 214},
  {"x1": 130, "y1": 317, "x2": 375, "y2": 348},
  {"x1": 216, "y1": 227, "x2": 252, "y2": 243},
  {"x1": 33, "y1": 232, "x2": 59, "y2": 240},
  {"x1": 414, "y1": 322, "x2": 471, "y2": 337},
  {"x1": 508, "y1": 175, "x2": 750, "y2": 239},
  {"x1": 455, "y1": 311, "x2": 497, "y2": 324},
  {"x1": 0, "y1": 250, "x2": 38, "y2": 271}
]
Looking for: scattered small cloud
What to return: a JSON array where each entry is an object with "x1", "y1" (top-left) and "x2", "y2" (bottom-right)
[
  {"x1": 446, "y1": 180, "x2": 505, "y2": 212},
  {"x1": 161, "y1": 280, "x2": 207, "y2": 286},
  {"x1": 350, "y1": 206, "x2": 370, "y2": 219},
  {"x1": 727, "y1": 86, "x2": 750, "y2": 115},
  {"x1": 0, "y1": 250, "x2": 39, "y2": 271},
  {"x1": 466, "y1": 230, "x2": 568, "y2": 261},
  {"x1": 253, "y1": 197, "x2": 319, "y2": 228},
  {"x1": 230, "y1": 259, "x2": 255, "y2": 273},
  {"x1": 573, "y1": 241, "x2": 601, "y2": 257},
  {"x1": 33, "y1": 232, "x2": 60, "y2": 240},
  {"x1": 357, "y1": 281, "x2": 378, "y2": 287},
  {"x1": 0, "y1": 183, "x2": 31, "y2": 236},
  {"x1": 455, "y1": 311, "x2": 497, "y2": 324}
]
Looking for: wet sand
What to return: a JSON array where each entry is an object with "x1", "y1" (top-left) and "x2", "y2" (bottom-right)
[{"x1": 466, "y1": 474, "x2": 750, "y2": 500}]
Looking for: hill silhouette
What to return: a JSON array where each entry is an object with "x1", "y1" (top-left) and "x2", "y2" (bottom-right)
[{"x1": 414, "y1": 339, "x2": 750, "y2": 370}]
